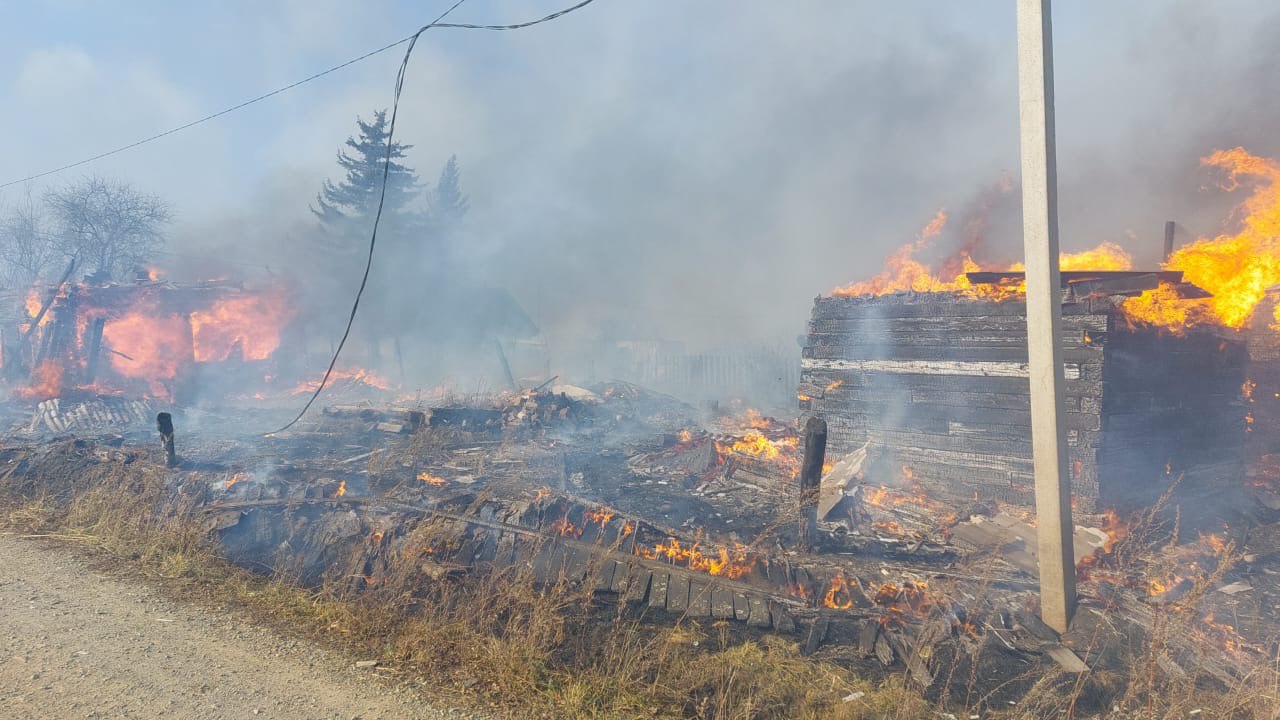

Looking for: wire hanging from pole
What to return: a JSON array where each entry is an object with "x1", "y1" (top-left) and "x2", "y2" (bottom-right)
[{"x1": 267, "y1": 0, "x2": 600, "y2": 435}]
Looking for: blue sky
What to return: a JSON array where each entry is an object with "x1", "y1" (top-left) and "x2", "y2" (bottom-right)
[{"x1": 2, "y1": 1, "x2": 1278, "y2": 343}]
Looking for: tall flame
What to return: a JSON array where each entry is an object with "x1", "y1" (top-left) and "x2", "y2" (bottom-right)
[
  {"x1": 832, "y1": 210, "x2": 1133, "y2": 301},
  {"x1": 98, "y1": 300, "x2": 193, "y2": 398},
  {"x1": 190, "y1": 290, "x2": 295, "y2": 362},
  {"x1": 1123, "y1": 148, "x2": 1280, "y2": 333},
  {"x1": 14, "y1": 361, "x2": 64, "y2": 400}
]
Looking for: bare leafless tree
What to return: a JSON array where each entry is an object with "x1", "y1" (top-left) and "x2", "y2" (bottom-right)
[
  {"x1": 43, "y1": 176, "x2": 172, "y2": 281},
  {"x1": 0, "y1": 188, "x2": 63, "y2": 288}
]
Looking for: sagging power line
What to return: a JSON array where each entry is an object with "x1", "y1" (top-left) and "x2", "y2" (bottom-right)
[
  {"x1": 0, "y1": 0, "x2": 597, "y2": 192},
  {"x1": 268, "y1": 0, "x2": 601, "y2": 435}
]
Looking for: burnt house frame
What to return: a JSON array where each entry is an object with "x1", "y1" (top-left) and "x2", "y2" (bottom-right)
[{"x1": 799, "y1": 273, "x2": 1247, "y2": 512}]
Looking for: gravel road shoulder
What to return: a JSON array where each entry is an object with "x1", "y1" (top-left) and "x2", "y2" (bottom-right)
[{"x1": 0, "y1": 535, "x2": 490, "y2": 720}]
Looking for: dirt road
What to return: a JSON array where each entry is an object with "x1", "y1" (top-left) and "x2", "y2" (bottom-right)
[{"x1": 0, "y1": 536, "x2": 484, "y2": 719}]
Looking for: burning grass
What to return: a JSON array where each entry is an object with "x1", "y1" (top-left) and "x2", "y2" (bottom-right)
[
  {"x1": 0, "y1": 442, "x2": 917, "y2": 720},
  {"x1": 3, "y1": 442, "x2": 1279, "y2": 719}
]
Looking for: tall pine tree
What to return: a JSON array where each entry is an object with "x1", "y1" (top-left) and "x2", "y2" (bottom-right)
[
  {"x1": 312, "y1": 110, "x2": 420, "y2": 225},
  {"x1": 430, "y1": 154, "x2": 469, "y2": 230}
]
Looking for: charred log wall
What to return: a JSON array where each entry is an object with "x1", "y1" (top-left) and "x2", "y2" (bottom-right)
[
  {"x1": 800, "y1": 294, "x2": 1246, "y2": 511},
  {"x1": 1246, "y1": 287, "x2": 1280, "y2": 458},
  {"x1": 1098, "y1": 321, "x2": 1246, "y2": 508}
]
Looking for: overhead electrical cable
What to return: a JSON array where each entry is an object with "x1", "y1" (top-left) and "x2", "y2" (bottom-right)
[
  {"x1": 267, "y1": 0, "x2": 600, "y2": 435},
  {"x1": 0, "y1": 0, "x2": 594, "y2": 191}
]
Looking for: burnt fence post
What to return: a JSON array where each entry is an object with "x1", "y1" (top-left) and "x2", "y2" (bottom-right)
[
  {"x1": 156, "y1": 412, "x2": 177, "y2": 467},
  {"x1": 799, "y1": 416, "x2": 827, "y2": 551}
]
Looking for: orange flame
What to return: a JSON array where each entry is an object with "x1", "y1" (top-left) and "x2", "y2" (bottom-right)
[
  {"x1": 335, "y1": 480, "x2": 347, "y2": 497},
  {"x1": 290, "y1": 367, "x2": 390, "y2": 395},
  {"x1": 96, "y1": 299, "x2": 192, "y2": 398},
  {"x1": 872, "y1": 520, "x2": 904, "y2": 536},
  {"x1": 1123, "y1": 148, "x2": 1280, "y2": 333},
  {"x1": 551, "y1": 514, "x2": 580, "y2": 538},
  {"x1": 871, "y1": 579, "x2": 931, "y2": 629},
  {"x1": 1076, "y1": 509, "x2": 1136, "y2": 579},
  {"x1": 585, "y1": 506, "x2": 615, "y2": 529},
  {"x1": 190, "y1": 290, "x2": 295, "y2": 362},
  {"x1": 636, "y1": 536, "x2": 759, "y2": 580},
  {"x1": 417, "y1": 471, "x2": 446, "y2": 486},
  {"x1": 15, "y1": 361, "x2": 65, "y2": 401},
  {"x1": 24, "y1": 288, "x2": 43, "y2": 319},
  {"x1": 822, "y1": 573, "x2": 857, "y2": 610},
  {"x1": 831, "y1": 210, "x2": 1133, "y2": 302},
  {"x1": 722, "y1": 431, "x2": 796, "y2": 460},
  {"x1": 1146, "y1": 574, "x2": 1188, "y2": 597}
]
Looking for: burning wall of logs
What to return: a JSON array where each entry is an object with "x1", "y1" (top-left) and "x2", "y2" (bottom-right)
[
  {"x1": 799, "y1": 286, "x2": 1249, "y2": 512},
  {"x1": 5, "y1": 274, "x2": 297, "y2": 403}
]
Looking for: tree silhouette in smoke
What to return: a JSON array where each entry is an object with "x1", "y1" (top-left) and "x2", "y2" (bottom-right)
[
  {"x1": 44, "y1": 176, "x2": 171, "y2": 282},
  {"x1": 312, "y1": 109, "x2": 421, "y2": 226},
  {"x1": 430, "y1": 154, "x2": 469, "y2": 232}
]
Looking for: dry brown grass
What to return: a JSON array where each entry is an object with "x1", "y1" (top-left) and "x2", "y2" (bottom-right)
[
  {"x1": 1011, "y1": 484, "x2": 1280, "y2": 720},
  {"x1": 5, "y1": 447, "x2": 1278, "y2": 719},
  {"x1": 0, "y1": 449, "x2": 928, "y2": 720}
]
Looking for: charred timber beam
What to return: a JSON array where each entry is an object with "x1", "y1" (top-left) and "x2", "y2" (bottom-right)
[
  {"x1": 156, "y1": 412, "x2": 177, "y2": 467},
  {"x1": 800, "y1": 357, "x2": 1084, "y2": 380},
  {"x1": 1065, "y1": 273, "x2": 1160, "y2": 300},
  {"x1": 21, "y1": 257, "x2": 76, "y2": 339},
  {"x1": 962, "y1": 269, "x2": 1183, "y2": 287},
  {"x1": 798, "y1": 417, "x2": 827, "y2": 551},
  {"x1": 84, "y1": 318, "x2": 106, "y2": 384}
]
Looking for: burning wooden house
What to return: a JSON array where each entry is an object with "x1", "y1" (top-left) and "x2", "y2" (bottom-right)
[
  {"x1": 4, "y1": 275, "x2": 297, "y2": 403},
  {"x1": 800, "y1": 271, "x2": 1249, "y2": 512}
]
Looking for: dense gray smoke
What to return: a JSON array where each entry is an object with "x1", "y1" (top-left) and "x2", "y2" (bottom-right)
[{"x1": 4, "y1": 1, "x2": 1280, "y2": 397}]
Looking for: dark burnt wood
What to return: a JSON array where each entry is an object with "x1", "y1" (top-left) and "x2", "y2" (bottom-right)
[{"x1": 801, "y1": 292, "x2": 1247, "y2": 511}]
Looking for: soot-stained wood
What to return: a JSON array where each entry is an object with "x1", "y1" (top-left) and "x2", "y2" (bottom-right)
[{"x1": 801, "y1": 292, "x2": 1247, "y2": 511}]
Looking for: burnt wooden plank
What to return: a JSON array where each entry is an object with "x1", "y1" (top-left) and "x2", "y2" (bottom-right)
[
  {"x1": 563, "y1": 546, "x2": 593, "y2": 582},
  {"x1": 805, "y1": 344, "x2": 1103, "y2": 364},
  {"x1": 800, "y1": 369, "x2": 1100, "y2": 396},
  {"x1": 649, "y1": 573, "x2": 671, "y2": 611},
  {"x1": 623, "y1": 567, "x2": 653, "y2": 604},
  {"x1": 857, "y1": 619, "x2": 881, "y2": 657},
  {"x1": 811, "y1": 297, "x2": 1107, "y2": 320},
  {"x1": 609, "y1": 560, "x2": 630, "y2": 594},
  {"x1": 711, "y1": 587, "x2": 736, "y2": 619},
  {"x1": 594, "y1": 559, "x2": 620, "y2": 592},
  {"x1": 874, "y1": 633, "x2": 896, "y2": 666},
  {"x1": 530, "y1": 543, "x2": 560, "y2": 585},
  {"x1": 809, "y1": 313, "x2": 1107, "y2": 334},
  {"x1": 494, "y1": 532, "x2": 517, "y2": 566},
  {"x1": 687, "y1": 581, "x2": 713, "y2": 618},
  {"x1": 665, "y1": 575, "x2": 691, "y2": 614},
  {"x1": 746, "y1": 596, "x2": 772, "y2": 628},
  {"x1": 769, "y1": 602, "x2": 797, "y2": 633},
  {"x1": 803, "y1": 616, "x2": 830, "y2": 656}
]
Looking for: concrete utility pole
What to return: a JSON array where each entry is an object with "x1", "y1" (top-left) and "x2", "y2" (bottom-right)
[{"x1": 1016, "y1": 0, "x2": 1076, "y2": 634}]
